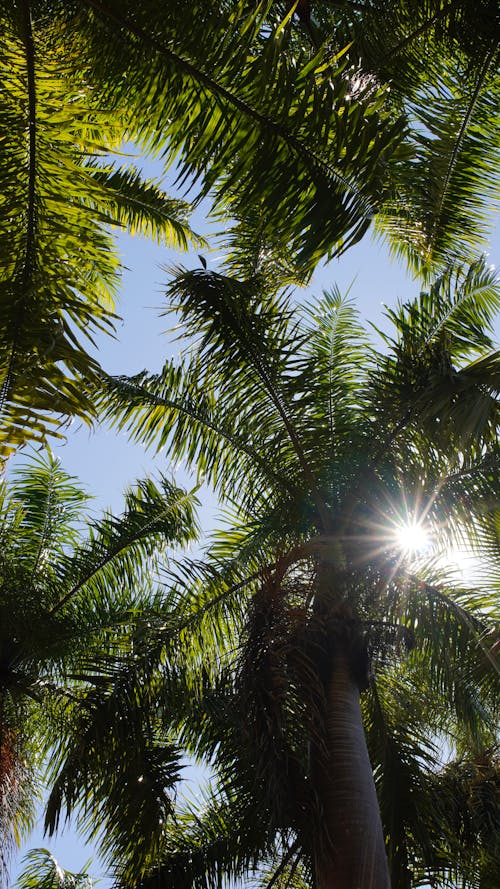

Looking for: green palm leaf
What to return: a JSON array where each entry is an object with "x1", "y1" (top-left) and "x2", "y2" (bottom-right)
[
  {"x1": 376, "y1": 50, "x2": 500, "y2": 274},
  {"x1": 0, "y1": 451, "x2": 199, "y2": 878}
]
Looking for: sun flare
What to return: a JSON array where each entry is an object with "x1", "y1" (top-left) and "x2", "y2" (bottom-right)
[{"x1": 395, "y1": 522, "x2": 431, "y2": 555}]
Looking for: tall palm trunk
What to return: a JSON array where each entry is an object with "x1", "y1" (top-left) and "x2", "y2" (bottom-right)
[{"x1": 313, "y1": 647, "x2": 391, "y2": 889}]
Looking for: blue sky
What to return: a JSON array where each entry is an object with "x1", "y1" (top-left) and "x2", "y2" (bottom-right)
[{"x1": 9, "y1": 165, "x2": 500, "y2": 883}]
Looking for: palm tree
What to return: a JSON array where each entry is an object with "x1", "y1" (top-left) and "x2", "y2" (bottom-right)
[
  {"x1": 94, "y1": 258, "x2": 500, "y2": 888},
  {"x1": 0, "y1": 450, "x2": 198, "y2": 883}
]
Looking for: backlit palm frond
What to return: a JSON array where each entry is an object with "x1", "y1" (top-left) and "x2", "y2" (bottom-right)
[
  {"x1": 166, "y1": 267, "x2": 332, "y2": 527},
  {"x1": 372, "y1": 259, "x2": 500, "y2": 458},
  {"x1": 86, "y1": 163, "x2": 204, "y2": 251},
  {"x1": 376, "y1": 50, "x2": 500, "y2": 275},
  {"x1": 425, "y1": 445, "x2": 500, "y2": 562},
  {"x1": 72, "y1": 0, "x2": 405, "y2": 273},
  {"x1": 312, "y1": 0, "x2": 499, "y2": 103},
  {"x1": 44, "y1": 658, "x2": 183, "y2": 884},
  {"x1": 0, "y1": 451, "x2": 201, "y2": 871},
  {"x1": 155, "y1": 510, "x2": 302, "y2": 687},
  {"x1": 48, "y1": 474, "x2": 199, "y2": 617},
  {"x1": 0, "y1": 6, "x2": 199, "y2": 458},
  {"x1": 425, "y1": 750, "x2": 500, "y2": 889},
  {"x1": 298, "y1": 288, "x2": 372, "y2": 496},
  {"x1": 397, "y1": 575, "x2": 499, "y2": 748},
  {"x1": 0, "y1": 4, "x2": 117, "y2": 455},
  {"x1": 363, "y1": 670, "x2": 438, "y2": 889},
  {"x1": 6, "y1": 450, "x2": 91, "y2": 569},
  {"x1": 94, "y1": 361, "x2": 299, "y2": 520},
  {"x1": 127, "y1": 782, "x2": 275, "y2": 889},
  {"x1": 14, "y1": 848, "x2": 92, "y2": 889}
]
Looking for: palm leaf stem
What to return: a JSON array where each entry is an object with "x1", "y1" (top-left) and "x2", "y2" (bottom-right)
[
  {"x1": 35, "y1": 681, "x2": 89, "y2": 707},
  {"x1": 79, "y1": 0, "x2": 370, "y2": 207},
  {"x1": 47, "y1": 490, "x2": 195, "y2": 616},
  {"x1": 264, "y1": 839, "x2": 301, "y2": 889},
  {"x1": 0, "y1": 0, "x2": 37, "y2": 418},
  {"x1": 28, "y1": 463, "x2": 57, "y2": 585},
  {"x1": 442, "y1": 460, "x2": 497, "y2": 485},
  {"x1": 427, "y1": 40, "x2": 499, "y2": 255},
  {"x1": 166, "y1": 567, "x2": 264, "y2": 636},
  {"x1": 20, "y1": 0, "x2": 37, "y2": 285},
  {"x1": 381, "y1": 4, "x2": 453, "y2": 67},
  {"x1": 411, "y1": 576, "x2": 500, "y2": 677},
  {"x1": 238, "y1": 357, "x2": 330, "y2": 530},
  {"x1": 322, "y1": 1, "x2": 367, "y2": 11}
]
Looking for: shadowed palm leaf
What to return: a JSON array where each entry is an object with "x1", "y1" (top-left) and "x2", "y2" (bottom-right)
[{"x1": 0, "y1": 450, "x2": 198, "y2": 879}]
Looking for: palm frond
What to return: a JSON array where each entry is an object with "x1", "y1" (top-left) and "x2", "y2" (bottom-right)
[
  {"x1": 7, "y1": 450, "x2": 91, "y2": 572},
  {"x1": 128, "y1": 783, "x2": 275, "y2": 889},
  {"x1": 371, "y1": 259, "x2": 500, "y2": 456},
  {"x1": 44, "y1": 665, "x2": 183, "y2": 881},
  {"x1": 376, "y1": 50, "x2": 500, "y2": 274},
  {"x1": 49, "y1": 474, "x2": 199, "y2": 615},
  {"x1": 94, "y1": 359, "x2": 303, "y2": 511},
  {"x1": 86, "y1": 163, "x2": 205, "y2": 250},
  {"x1": 363, "y1": 672, "x2": 437, "y2": 889},
  {"x1": 14, "y1": 848, "x2": 92, "y2": 889}
]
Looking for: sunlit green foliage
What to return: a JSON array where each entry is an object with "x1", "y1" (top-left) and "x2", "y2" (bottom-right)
[{"x1": 0, "y1": 2, "x2": 201, "y2": 457}]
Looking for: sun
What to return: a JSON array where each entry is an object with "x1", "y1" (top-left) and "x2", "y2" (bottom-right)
[{"x1": 395, "y1": 521, "x2": 432, "y2": 556}]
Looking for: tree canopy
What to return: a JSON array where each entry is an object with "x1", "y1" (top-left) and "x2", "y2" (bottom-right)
[
  {"x1": 0, "y1": 2, "x2": 499, "y2": 888},
  {"x1": 1, "y1": 0, "x2": 499, "y2": 456}
]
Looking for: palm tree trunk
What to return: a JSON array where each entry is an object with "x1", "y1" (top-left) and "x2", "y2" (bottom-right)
[{"x1": 313, "y1": 647, "x2": 391, "y2": 889}]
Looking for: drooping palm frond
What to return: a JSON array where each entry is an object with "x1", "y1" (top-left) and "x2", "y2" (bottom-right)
[
  {"x1": 0, "y1": 716, "x2": 39, "y2": 886},
  {"x1": 375, "y1": 50, "x2": 500, "y2": 274},
  {"x1": 425, "y1": 750, "x2": 500, "y2": 889},
  {"x1": 0, "y1": 451, "x2": 200, "y2": 877},
  {"x1": 0, "y1": 5, "x2": 200, "y2": 458},
  {"x1": 94, "y1": 268, "x2": 332, "y2": 525},
  {"x1": 44, "y1": 649, "x2": 185, "y2": 882},
  {"x1": 121, "y1": 766, "x2": 289, "y2": 889},
  {"x1": 85, "y1": 163, "x2": 204, "y2": 251}
]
